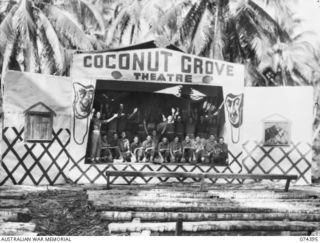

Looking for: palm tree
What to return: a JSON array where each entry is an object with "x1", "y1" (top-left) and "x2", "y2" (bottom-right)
[
  {"x1": 146, "y1": 0, "x2": 318, "y2": 86},
  {"x1": 258, "y1": 20, "x2": 320, "y2": 86},
  {"x1": 104, "y1": 0, "x2": 169, "y2": 47},
  {"x1": 0, "y1": 0, "x2": 106, "y2": 76}
]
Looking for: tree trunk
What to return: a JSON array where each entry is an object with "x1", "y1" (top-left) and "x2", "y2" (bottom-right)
[
  {"x1": 0, "y1": 209, "x2": 31, "y2": 222},
  {"x1": 88, "y1": 189, "x2": 316, "y2": 200},
  {"x1": 100, "y1": 211, "x2": 320, "y2": 222},
  {"x1": 212, "y1": 0, "x2": 224, "y2": 60},
  {"x1": 0, "y1": 199, "x2": 30, "y2": 209},
  {"x1": 0, "y1": 192, "x2": 27, "y2": 200},
  {"x1": 0, "y1": 222, "x2": 36, "y2": 233}
]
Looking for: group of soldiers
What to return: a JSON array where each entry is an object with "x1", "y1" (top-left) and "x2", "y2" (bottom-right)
[{"x1": 87, "y1": 103, "x2": 228, "y2": 164}]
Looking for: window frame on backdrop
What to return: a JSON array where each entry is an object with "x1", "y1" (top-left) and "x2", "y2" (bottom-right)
[
  {"x1": 24, "y1": 102, "x2": 55, "y2": 142},
  {"x1": 262, "y1": 114, "x2": 292, "y2": 147}
]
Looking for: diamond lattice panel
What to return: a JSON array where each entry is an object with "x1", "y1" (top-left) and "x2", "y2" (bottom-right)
[
  {"x1": 242, "y1": 140, "x2": 312, "y2": 184},
  {"x1": 0, "y1": 127, "x2": 71, "y2": 185}
]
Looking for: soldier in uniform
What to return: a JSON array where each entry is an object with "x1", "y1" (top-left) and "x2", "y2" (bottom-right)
[
  {"x1": 170, "y1": 136, "x2": 183, "y2": 163},
  {"x1": 109, "y1": 132, "x2": 121, "y2": 160},
  {"x1": 182, "y1": 135, "x2": 194, "y2": 163},
  {"x1": 89, "y1": 111, "x2": 118, "y2": 160},
  {"x1": 131, "y1": 136, "x2": 143, "y2": 162},
  {"x1": 142, "y1": 135, "x2": 155, "y2": 162},
  {"x1": 158, "y1": 137, "x2": 171, "y2": 163},
  {"x1": 204, "y1": 134, "x2": 217, "y2": 163},
  {"x1": 215, "y1": 136, "x2": 228, "y2": 164},
  {"x1": 193, "y1": 136, "x2": 205, "y2": 163},
  {"x1": 119, "y1": 131, "x2": 131, "y2": 162}
]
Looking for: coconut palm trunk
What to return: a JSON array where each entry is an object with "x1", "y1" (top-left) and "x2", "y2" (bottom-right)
[{"x1": 212, "y1": 0, "x2": 224, "y2": 60}]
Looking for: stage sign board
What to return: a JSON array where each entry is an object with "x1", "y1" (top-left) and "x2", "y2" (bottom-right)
[
  {"x1": 69, "y1": 47, "x2": 245, "y2": 184},
  {"x1": 72, "y1": 48, "x2": 244, "y2": 87}
]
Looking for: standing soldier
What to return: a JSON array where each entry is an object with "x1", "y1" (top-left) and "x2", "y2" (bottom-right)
[
  {"x1": 185, "y1": 116, "x2": 196, "y2": 139},
  {"x1": 175, "y1": 115, "x2": 185, "y2": 142},
  {"x1": 196, "y1": 115, "x2": 208, "y2": 139},
  {"x1": 117, "y1": 104, "x2": 138, "y2": 139},
  {"x1": 89, "y1": 111, "x2": 118, "y2": 161},
  {"x1": 109, "y1": 132, "x2": 121, "y2": 160}
]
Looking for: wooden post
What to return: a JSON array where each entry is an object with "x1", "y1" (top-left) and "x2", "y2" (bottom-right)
[
  {"x1": 175, "y1": 214, "x2": 183, "y2": 236},
  {"x1": 199, "y1": 174, "x2": 205, "y2": 192},
  {"x1": 106, "y1": 175, "x2": 110, "y2": 190},
  {"x1": 284, "y1": 179, "x2": 290, "y2": 192}
]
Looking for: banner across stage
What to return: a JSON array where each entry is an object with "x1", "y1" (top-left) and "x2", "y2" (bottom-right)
[{"x1": 73, "y1": 48, "x2": 244, "y2": 85}]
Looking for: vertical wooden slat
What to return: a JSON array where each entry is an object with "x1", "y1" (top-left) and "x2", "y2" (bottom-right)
[{"x1": 175, "y1": 215, "x2": 183, "y2": 236}]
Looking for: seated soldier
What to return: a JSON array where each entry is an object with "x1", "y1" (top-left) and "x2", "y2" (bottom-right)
[
  {"x1": 204, "y1": 134, "x2": 217, "y2": 163},
  {"x1": 109, "y1": 132, "x2": 120, "y2": 160},
  {"x1": 131, "y1": 135, "x2": 143, "y2": 162},
  {"x1": 119, "y1": 131, "x2": 131, "y2": 162},
  {"x1": 170, "y1": 136, "x2": 183, "y2": 163},
  {"x1": 182, "y1": 135, "x2": 194, "y2": 163},
  {"x1": 193, "y1": 135, "x2": 205, "y2": 163},
  {"x1": 158, "y1": 137, "x2": 170, "y2": 163},
  {"x1": 100, "y1": 134, "x2": 112, "y2": 162},
  {"x1": 215, "y1": 136, "x2": 228, "y2": 164},
  {"x1": 142, "y1": 135, "x2": 155, "y2": 162}
]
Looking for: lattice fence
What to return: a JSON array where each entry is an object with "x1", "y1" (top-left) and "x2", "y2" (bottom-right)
[
  {"x1": 0, "y1": 127, "x2": 70, "y2": 185},
  {"x1": 242, "y1": 140, "x2": 312, "y2": 184},
  {"x1": 68, "y1": 150, "x2": 243, "y2": 184},
  {"x1": 0, "y1": 130, "x2": 312, "y2": 185}
]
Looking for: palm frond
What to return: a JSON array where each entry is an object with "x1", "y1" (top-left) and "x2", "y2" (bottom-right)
[
  {"x1": 37, "y1": 10, "x2": 64, "y2": 74},
  {"x1": 0, "y1": 0, "x2": 18, "y2": 17},
  {"x1": 105, "y1": 5, "x2": 129, "y2": 46},
  {"x1": 191, "y1": 8, "x2": 214, "y2": 56},
  {"x1": 247, "y1": 0, "x2": 290, "y2": 42},
  {"x1": 79, "y1": 0, "x2": 106, "y2": 36},
  {"x1": 0, "y1": 4, "x2": 17, "y2": 54},
  {"x1": 178, "y1": 1, "x2": 201, "y2": 45},
  {"x1": 13, "y1": 0, "x2": 36, "y2": 40},
  {"x1": 45, "y1": 5, "x2": 94, "y2": 50},
  {"x1": 13, "y1": 0, "x2": 39, "y2": 72}
]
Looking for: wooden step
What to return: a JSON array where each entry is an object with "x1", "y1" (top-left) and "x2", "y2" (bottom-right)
[
  {"x1": 108, "y1": 220, "x2": 320, "y2": 234},
  {"x1": 0, "y1": 208, "x2": 32, "y2": 222},
  {"x1": 0, "y1": 199, "x2": 31, "y2": 209},
  {"x1": 100, "y1": 211, "x2": 320, "y2": 222},
  {"x1": 0, "y1": 222, "x2": 36, "y2": 235}
]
